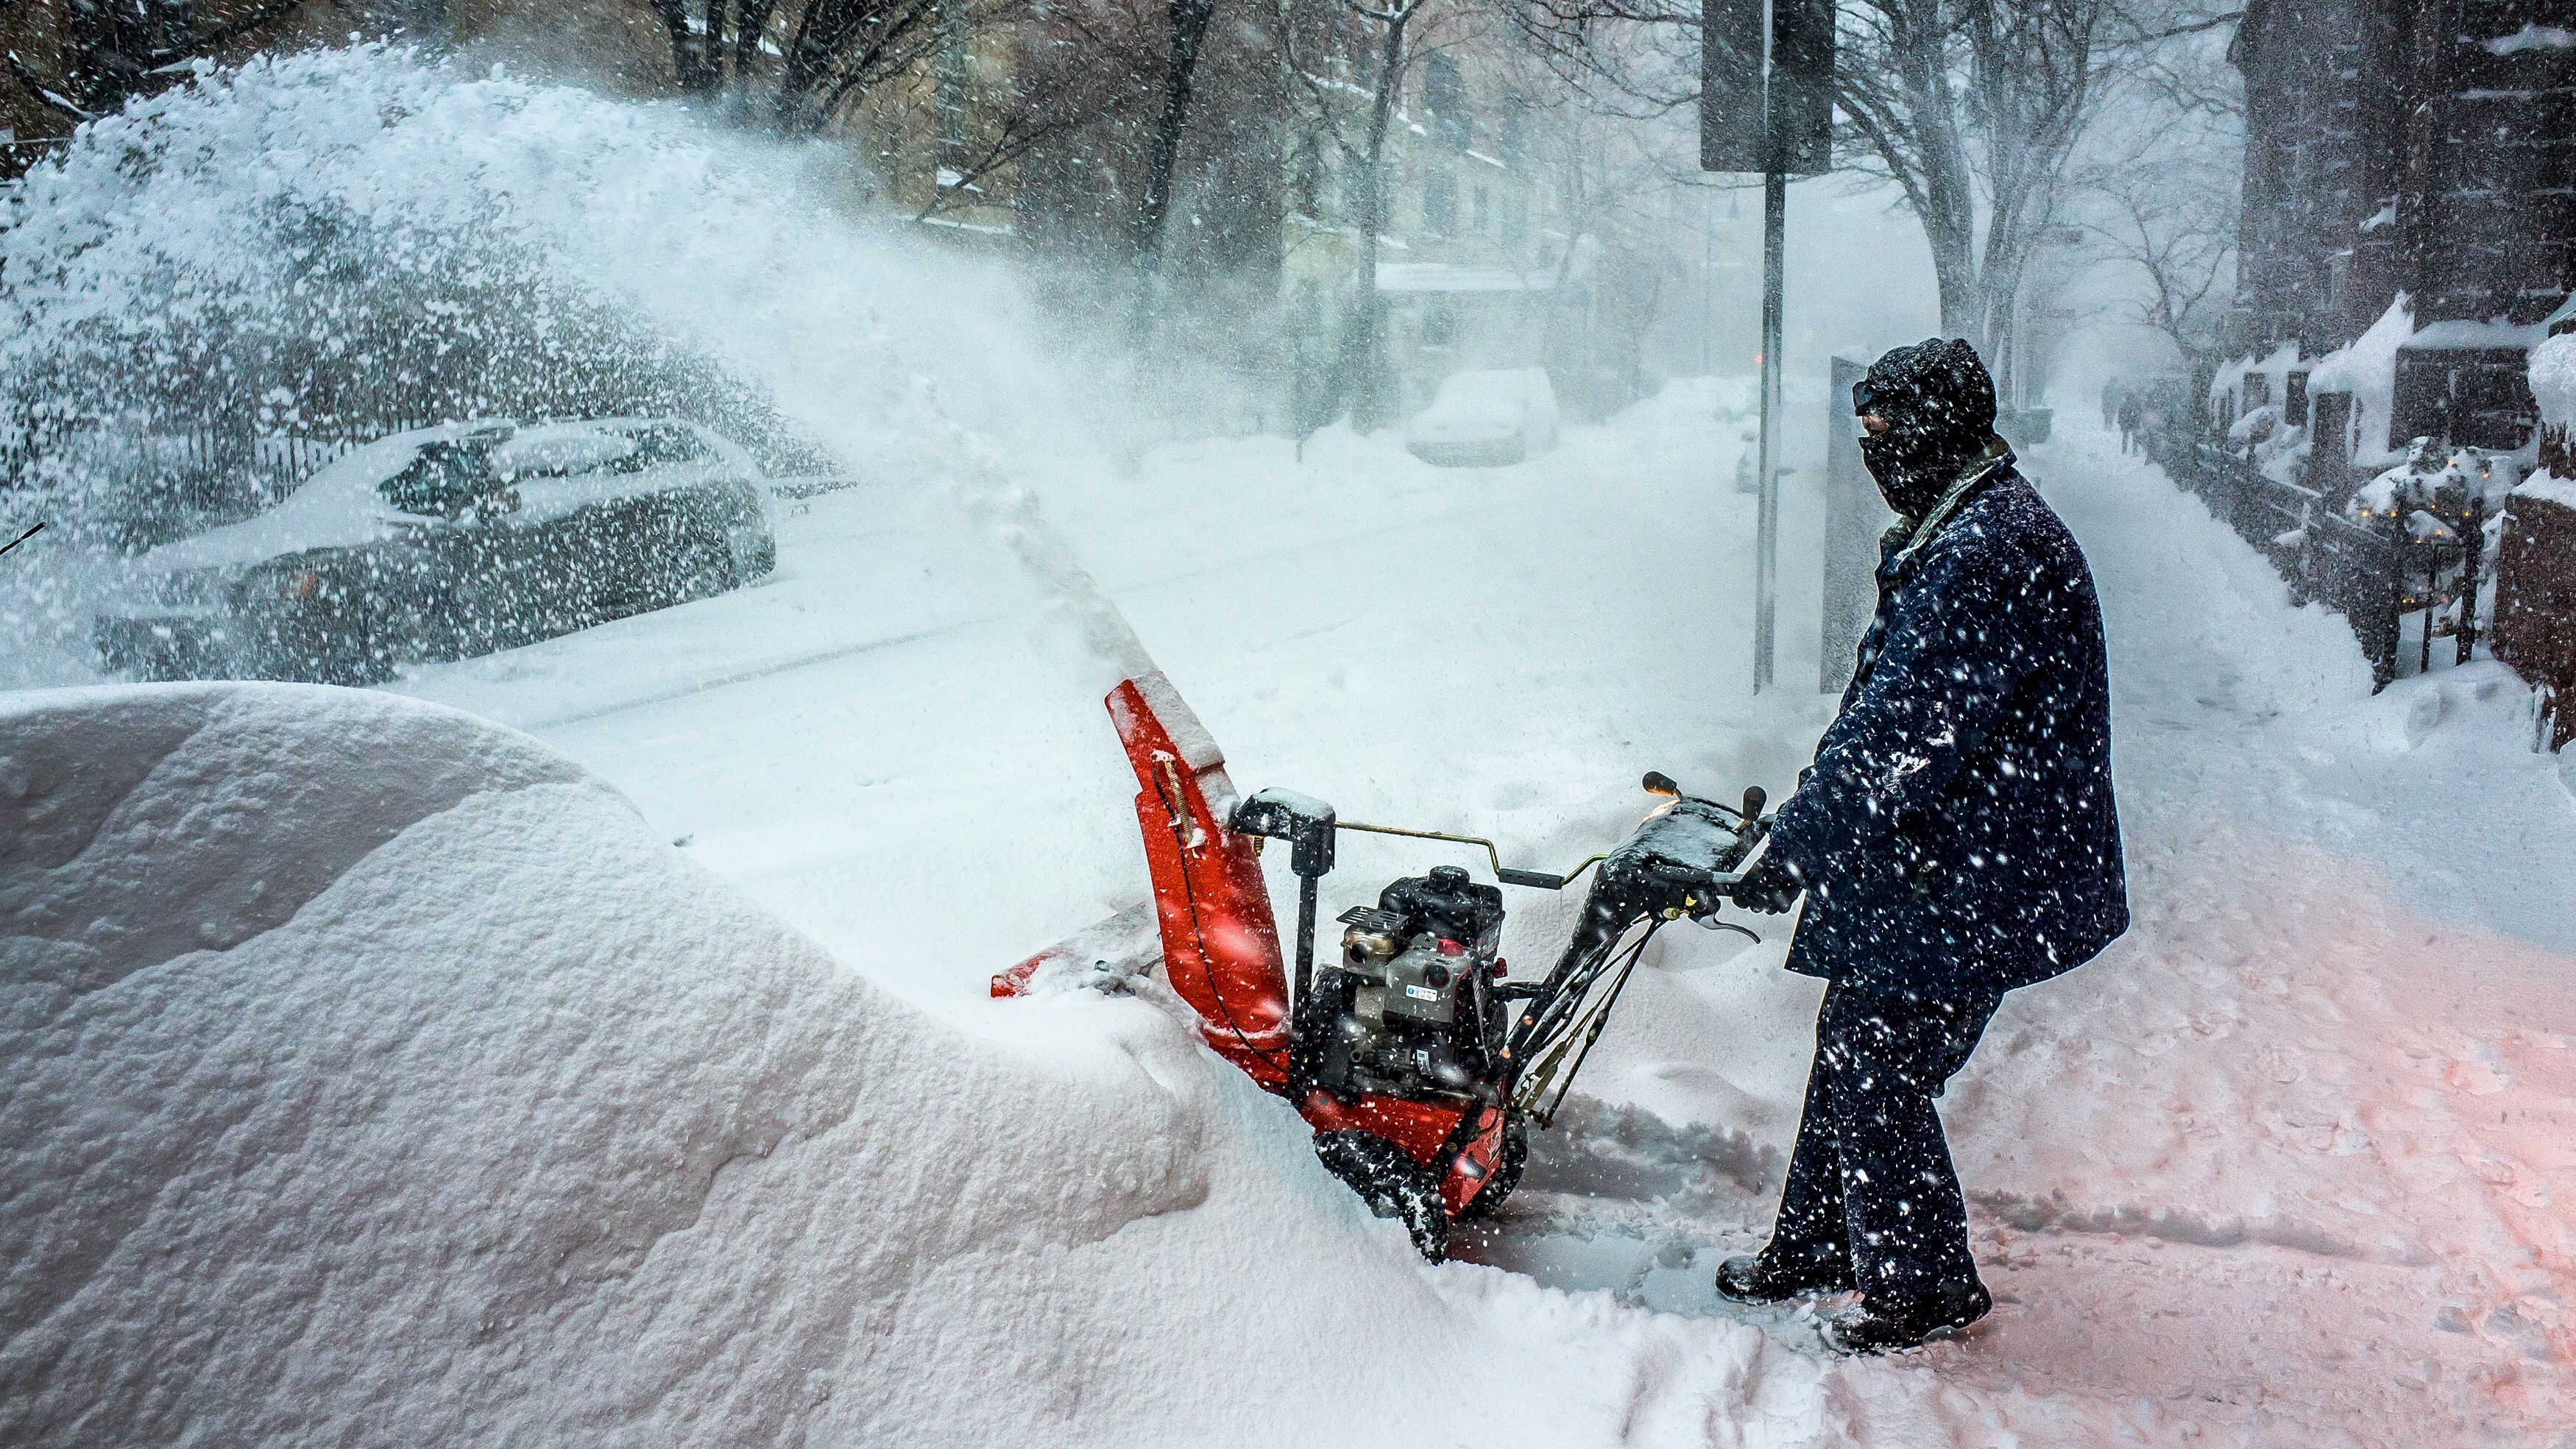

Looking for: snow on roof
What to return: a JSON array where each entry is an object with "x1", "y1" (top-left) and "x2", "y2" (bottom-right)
[
  {"x1": 2484, "y1": 22, "x2": 2574, "y2": 54},
  {"x1": 2531, "y1": 331, "x2": 2576, "y2": 430},
  {"x1": 1375, "y1": 262, "x2": 1555, "y2": 294},
  {"x1": 2207, "y1": 343, "x2": 2302, "y2": 405},
  {"x1": 2516, "y1": 468, "x2": 2576, "y2": 511},
  {"x1": 2307, "y1": 296, "x2": 2416, "y2": 467},
  {"x1": 2400, "y1": 318, "x2": 2544, "y2": 351}
]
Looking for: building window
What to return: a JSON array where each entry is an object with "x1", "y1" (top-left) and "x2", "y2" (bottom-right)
[
  {"x1": 1502, "y1": 192, "x2": 1527, "y2": 246},
  {"x1": 2241, "y1": 372, "x2": 2271, "y2": 410},
  {"x1": 1425, "y1": 169, "x2": 1457, "y2": 236},
  {"x1": 1473, "y1": 185, "x2": 1490, "y2": 234},
  {"x1": 1498, "y1": 92, "x2": 1528, "y2": 159},
  {"x1": 2285, "y1": 371, "x2": 2310, "y2": 427},
  {"x1": 2393, "y1": 348, "x2": 2540, "y2": 451},
  {"x1": 1423, "y1": 54, "x2": 1468, "y2": 146}
]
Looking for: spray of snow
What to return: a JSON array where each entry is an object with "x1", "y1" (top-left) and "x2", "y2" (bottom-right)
[{"x1": 0, "y1": 45, "x2": 1146, "y2": 692}]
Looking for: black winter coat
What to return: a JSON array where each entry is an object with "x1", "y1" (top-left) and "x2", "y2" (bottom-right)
[{"x1": 1765, "y1": 467, "x2": 2128, "y2": 996}]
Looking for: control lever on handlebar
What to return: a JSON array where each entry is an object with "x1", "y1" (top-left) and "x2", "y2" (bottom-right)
[{"x1": 1643, "y1": 771, "x2": 1769, "y2": 829}]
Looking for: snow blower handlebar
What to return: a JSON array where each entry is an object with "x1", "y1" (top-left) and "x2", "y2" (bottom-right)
[
  {"x1": 1501, "y1": 779, "x2": 1772, "y2": 1124},
  {"x1": 1330, "y1": 821, "x2": 1605, "y2": 892},
  {"x1": 1227, "y1": 787, "x2": 1640, "y2": 1000}
]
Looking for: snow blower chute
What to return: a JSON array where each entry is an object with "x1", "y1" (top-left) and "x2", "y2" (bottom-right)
[{"x1": 995, "y1": 671, "x2": 1772, "y2": 1260}]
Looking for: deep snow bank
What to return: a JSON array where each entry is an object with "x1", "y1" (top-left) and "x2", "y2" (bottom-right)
[{"x1": 0, "y1": 684, "x2": 1489, "y2": 1447}]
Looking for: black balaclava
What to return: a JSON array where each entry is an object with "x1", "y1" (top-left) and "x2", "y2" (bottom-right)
[{"x1": 1854, "y1": 338, "x2": 2000, "y2": 517}]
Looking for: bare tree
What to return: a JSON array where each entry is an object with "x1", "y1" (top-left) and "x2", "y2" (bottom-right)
[
  {"x1": 2084, "y1": 173, "x2": 2233, "y2": 372},
  {"x1": 899, "y1": 8, "x2": 1141, "y2": 224},
  {"x1": 2063, "y1": 24, "x2": 2240, "y2": 380},
  {"x1": 1133, "y1": 0, "x2": 1220, "y2": 256},
  {"x1": 641, "y1": 0, "x2": 963, "y2": 134},
  {"x1": 1833, "y1": 0, "x2": 2112, "y2": 389},
  {"x1": 2, "y1": 0, "x2": 305, "y2": 126},
  {"x1": 1498, "y1": 0, "x2": 2156, "y2": 394},
  {"x1": 1501, "y1": 46, "x2": 1712, "y2": 402},
  {"x1": 1276, "y1": 0, "x2": 1450, "y2": 427}
]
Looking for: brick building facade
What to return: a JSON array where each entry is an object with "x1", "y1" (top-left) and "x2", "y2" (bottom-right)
[
  {"x1": 2232, "y1": 0, "x2": 2575, "y2": 365},
  {"x1": 2220, "y1": 1, "x2": 2575, "y2": 715}
]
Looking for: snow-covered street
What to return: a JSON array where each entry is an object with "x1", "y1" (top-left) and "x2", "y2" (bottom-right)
[{"x1": 369, "y1": 400, "x2": 2576, "y2": 1442}]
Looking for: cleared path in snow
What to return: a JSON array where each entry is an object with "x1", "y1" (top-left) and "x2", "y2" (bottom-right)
[{"x1": 389, "y1": 397, "x2": 2576, "y2": 1445}]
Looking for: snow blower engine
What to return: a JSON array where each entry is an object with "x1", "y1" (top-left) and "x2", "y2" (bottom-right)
[{"x1": 995, "y1": 672, "x2": 1772, "y2": 1260}]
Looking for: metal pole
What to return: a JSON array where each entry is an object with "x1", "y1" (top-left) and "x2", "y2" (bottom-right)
[
  {"x1": 1754, "y1": 167, "x2": 1785, "y2": 692},
  {"x1": 1702, "y1": 191, "x2": 1716, "y2": 375},
  {"x1": 1294, "y1": 874, "x2": 1317, "y2": 1005}
]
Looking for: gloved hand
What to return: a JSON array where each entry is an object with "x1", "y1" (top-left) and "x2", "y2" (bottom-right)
[{"x1": 1730, "y1": 852, "x2": 1803, "y2": 914}]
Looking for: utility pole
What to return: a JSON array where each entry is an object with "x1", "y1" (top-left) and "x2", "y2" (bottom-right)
[
  {"x1": 1703, "y1": 0, "x2": 1832, "y2": 692},
  {"x1": 1702, "y1": 191, "x2": 1717, "y2": 376}
]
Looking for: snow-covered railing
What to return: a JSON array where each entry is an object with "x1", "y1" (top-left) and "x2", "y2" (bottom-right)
[{"x1": 2173, "y1": 439, "x2": 2487, "y2": 690}]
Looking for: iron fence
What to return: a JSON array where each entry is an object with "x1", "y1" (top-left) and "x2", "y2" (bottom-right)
[{"x1": 2165, "y1": 439, "x2": 2482, "y2": 691}]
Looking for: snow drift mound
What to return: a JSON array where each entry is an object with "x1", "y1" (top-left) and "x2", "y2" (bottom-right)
[{"x1": 0, "y1": 684, "x2": 1518, "y2": 1448}]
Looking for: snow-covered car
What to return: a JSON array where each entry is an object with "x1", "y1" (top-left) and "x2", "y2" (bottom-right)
[
  {"x1": 1403, "y1": 368, "x2": 1560, "y2": 467},
  {"x1": 95, "y1": 417, "x2": 776, "y2": 684}
]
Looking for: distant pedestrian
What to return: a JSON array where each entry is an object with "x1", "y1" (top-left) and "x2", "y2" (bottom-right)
[{"x1": 2116, "y1": 394, "x2": 2142, "y2": 455}]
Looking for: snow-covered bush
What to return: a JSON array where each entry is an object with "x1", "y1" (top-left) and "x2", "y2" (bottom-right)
[
  {"x1": 2350, "y1": 438, "x2": 2520, "y2": 525},
  {"x1": 2226, "y1": 403, "x2": 2278, "y2": 447}
]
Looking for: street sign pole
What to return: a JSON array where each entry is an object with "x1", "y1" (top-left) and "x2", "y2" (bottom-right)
[
  {"x1": 1754, "y1": 163, "x2": 1785, "y2": 692},
  {"x1": 1705, "y1": 0, "x2": 1827, "y2": 694}
]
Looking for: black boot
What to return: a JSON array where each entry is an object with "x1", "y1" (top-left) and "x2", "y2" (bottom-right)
[
  {"x1": 1818, "y1": 1280, "x2": 1992, "y2": 1354},
  {"x1": 1714, "y1": 1249, "x2": 1853, "y2": 1305}
]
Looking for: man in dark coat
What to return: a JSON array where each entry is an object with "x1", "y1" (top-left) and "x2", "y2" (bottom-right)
[{"x1": 1716, "y1": 339, "x2": 2128, "y2": 1353}]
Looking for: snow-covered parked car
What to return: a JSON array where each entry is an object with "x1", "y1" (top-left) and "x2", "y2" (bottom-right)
[
  {"x1": 1404, "y1": 368, "x2": 1560, "y2": 467},
  {"x1": 95, "y1": 417, "x2": 776, "y2": 684}
]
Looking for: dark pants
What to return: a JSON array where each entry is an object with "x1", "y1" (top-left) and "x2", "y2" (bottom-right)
[{"x1": 1763, "y1": 979, "x2": 2001, "y2": 1304}]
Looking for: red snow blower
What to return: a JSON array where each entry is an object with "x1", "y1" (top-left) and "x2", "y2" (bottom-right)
[{"x1": 995, "y1": 672, "x2": 1772, "y2": 1260}]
